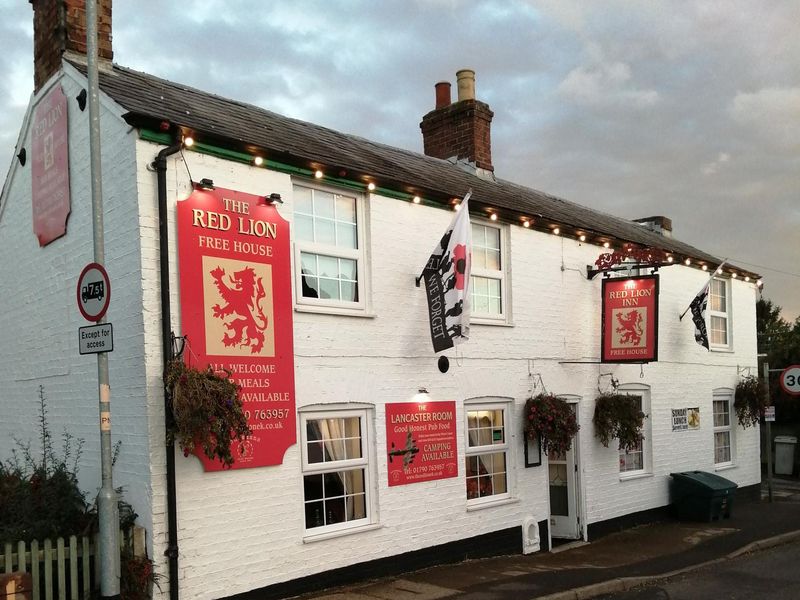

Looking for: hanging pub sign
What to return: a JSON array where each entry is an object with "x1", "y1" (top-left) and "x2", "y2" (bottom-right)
[
  {"x1": 601, "y1": 275, "x2": 659, "y2": 363},
  {"x1": 31, "y1": 84, "x2": 71, "y2": 246},
  {"x1": 177, "y1": 185, "x2": 295, "y2": 470},
  {"x1": 386, "y1": 401, "x2": 458, "y2": 486}
]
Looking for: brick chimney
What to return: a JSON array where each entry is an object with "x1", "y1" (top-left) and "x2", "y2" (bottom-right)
[
  {"x1": 30, "y1": 0, "x2": 113, "y2": 93},
  {"x1": 634, "y1": 216, "x2": 673, "y2": 238},
  {"x1": 420, "y1": 69, "x2": 494, "y2": 173}
]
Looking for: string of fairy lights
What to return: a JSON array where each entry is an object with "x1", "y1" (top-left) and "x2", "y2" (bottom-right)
[{"x1": 179, "y1": 132, "x2": 763, "y2": 286}]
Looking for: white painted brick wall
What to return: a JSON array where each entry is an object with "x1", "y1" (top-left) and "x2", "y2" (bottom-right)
[
  {"x1": 131, "y1": 147, "x2": 759, "y2": 599},
  {"x1": 0, "y1": 68, "x2": 155, "y2": 542},
  {"x1": 1, "y1": 74, "x2": 759, "y2": 600}
]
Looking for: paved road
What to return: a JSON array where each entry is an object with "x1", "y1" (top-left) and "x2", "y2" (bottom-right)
[{"x1": 596, "y1": 539, "x2": 800, "y2": 600}]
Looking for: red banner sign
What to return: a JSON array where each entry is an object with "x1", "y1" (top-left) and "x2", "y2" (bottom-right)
[
  {"x1": 31, "y1": 85, "x2": 71, "y2": 246},
  {"x1": 386, "y1": 401, "x2": 458, "y2": 486},
  {"x1": 601, "y1": 275, "x2": 659, "y2": 363},
  {"x1": 177, "y1": 185, "x2": 295, "y2": 470}
]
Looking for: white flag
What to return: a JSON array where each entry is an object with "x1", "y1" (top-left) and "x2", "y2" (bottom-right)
[{"x1": 421, "y1": 192, "x2": 472, "y2": 353}]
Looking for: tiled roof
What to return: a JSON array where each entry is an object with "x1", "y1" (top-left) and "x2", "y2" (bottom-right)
[{"x1": 85, "y1": 61, "x2": 732, "y2": 269}]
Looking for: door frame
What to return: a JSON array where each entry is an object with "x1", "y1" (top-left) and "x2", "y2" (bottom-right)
[{"x1": 548, "y1": 395, "x2": 584, "y2": 541}]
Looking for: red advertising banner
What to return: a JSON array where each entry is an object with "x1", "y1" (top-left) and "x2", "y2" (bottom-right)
[
  {"x1": 31, "y1": 85, "x2": 71, "y2": 246},
  {"x1": 602, "y1": 275, "x2": 659, "y2": 363},
  {"x1": 177, "y1": 185, "x2": 295, "y2": 470},
  {"x1": 386, "y1": 401, "x2": 458, "y2": 486}
]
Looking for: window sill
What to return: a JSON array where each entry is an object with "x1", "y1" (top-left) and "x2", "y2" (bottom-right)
[
  {"x1": 302, "y1": 522, "x2": 382, "y2": 543},
  {"x1": 709, "y1": 347, "x2": 735, "y2": 353},
  {"x1": 619, "y1": 471, "x2": 653, "y2": 482},
  {"x1": 466, "y1": 496, "x2": 519, "y2": 512},
  {"x1": 470, "y1": 317, "x2": 513, "y2": 327},
  {"x1": 714, "y1": 463, "x2": 736, "y2": 472},
  {"x1": 294, "y1": 304, "x2": 376, "y2": 318}
]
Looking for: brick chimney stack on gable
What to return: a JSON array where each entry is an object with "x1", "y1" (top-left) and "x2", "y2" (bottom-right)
[
  {"x1": 420, "y1": 69, "x2": 494, "y2": 174},
  {"x1": 30, "y1": 0, "x2": 113, "y2": 93}
]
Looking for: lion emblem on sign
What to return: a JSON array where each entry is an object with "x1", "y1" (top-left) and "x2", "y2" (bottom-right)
[
  {"x1": 614, "y1": 309, "x2": 644, "y2": 347},
  {"x1": 209, "y1": 265, "x2": 268, "y2": 354}
]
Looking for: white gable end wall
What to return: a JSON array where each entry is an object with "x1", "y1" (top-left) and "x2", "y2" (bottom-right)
[
  {"x1": 135, "y1": 146, "x2": 759, "y2": 600},
  {"x1": 0, "y1": 66, "x2": 154, "y2": 538}
]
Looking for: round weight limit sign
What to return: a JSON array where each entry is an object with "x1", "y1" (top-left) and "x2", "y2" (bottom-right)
[
  {"x1": 780, "y1": 365, "x2": 800, "y2": 397},
  {"x1": 77, "y1": 262, "x2": 111, "y2": 322}
]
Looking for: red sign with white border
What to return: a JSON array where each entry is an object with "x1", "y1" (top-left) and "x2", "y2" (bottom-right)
[
  {"x1": 780, "y1": 365, "x2": 800, "y2": 396},
  {"x1": 32, "y1": 84, "x2": 71, "y2": 246},
  {"x1": 386, "y1": 401, "x2": 458, "y2": 486},
  {"x1": 601, "y1": 275, "x2": 659, "y2": 363},
  {"x1": 177, "y1": 185, "x2": 295, "y2": 470}
]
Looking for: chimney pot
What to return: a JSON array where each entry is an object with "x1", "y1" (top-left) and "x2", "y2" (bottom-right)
[
  {"x1": 434, "y1": 81, "x2": 451, "y2": 109},
  {"x1": 456, "y1": 69, "x2": 475, "y2": 101}
]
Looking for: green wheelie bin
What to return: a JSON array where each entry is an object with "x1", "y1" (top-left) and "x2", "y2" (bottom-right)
[{"x1": 670, "y1": 471, "x2": 738, "y2": 522}]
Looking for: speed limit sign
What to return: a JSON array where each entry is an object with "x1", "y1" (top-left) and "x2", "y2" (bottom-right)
[{"x1": 780, "y1": 365, "x2": 800, "y2": 396}]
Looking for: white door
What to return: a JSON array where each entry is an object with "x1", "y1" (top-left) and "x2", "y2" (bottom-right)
[{"x1": 549, "y1": 404, "x2": 580, "y2": 539}]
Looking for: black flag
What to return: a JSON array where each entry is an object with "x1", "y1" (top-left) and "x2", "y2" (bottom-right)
[{"x1": 689, "y1": 286, "x2": 710, "y2": 350}]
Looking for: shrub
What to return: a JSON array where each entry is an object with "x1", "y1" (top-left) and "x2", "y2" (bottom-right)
[
  {"x1": 0, "y1": 387, "x2": 91, "y2": 543},
  {"x1": 593, "y1": 393, "x2": 645, "y2": 451},
  {"x1": 523, "y1": 394, "x2": 579, "y2": 456}
]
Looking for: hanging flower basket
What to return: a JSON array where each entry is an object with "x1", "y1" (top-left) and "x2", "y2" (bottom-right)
[
  {"x1": 734, "y1": 375, "x2": 767, "y2": 428},
  {"x1": 523, "y1": 394, "x2": 579, "y2": 456},
  {"x1": 164, "y1": 359, "x2": 251, "y2": 468},
  {"x1": 593, "y1": 393, "x2": 645, "y2": 451}
]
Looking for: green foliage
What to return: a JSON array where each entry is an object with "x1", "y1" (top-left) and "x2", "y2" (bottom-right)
[
  {"x1": 523, "y1": 394, "x2": 579, "y2": 456},
  {"x1": 0, "y1": 386, "x2": 91, "y2": 543},
  {"x1": 734, "y1": 375, "x2": 767, "y2": 428},
  {"x1": 756, "y1": 298, "x2": 800, "y2": 423},
  {"x1": 165, "y1": 359, "x2": 251, "y2": 468},
  {"x1": 593, "y1": 393, "x2": 646, "y2": 451}
]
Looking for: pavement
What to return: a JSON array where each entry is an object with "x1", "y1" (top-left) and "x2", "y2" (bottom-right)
[{"x1": 292, "y1": 476, "x2": 800, "y2": 600}]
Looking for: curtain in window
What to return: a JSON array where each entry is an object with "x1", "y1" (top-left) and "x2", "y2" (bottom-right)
[{"x1": 317, "y1": 418, "x2": 365, "y2": 520}]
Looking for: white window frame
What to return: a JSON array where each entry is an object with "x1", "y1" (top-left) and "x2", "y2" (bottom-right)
[
  {"x1": 299, "y1": 405, "x2": 377, "y2": 537},
  {"x1": 617, "y1": 384, "x2": 652, "y2": 478},
  {"x1": 464, "y1": 398, "x2": 513, "y2": 507},
  {"x1": 713, "y1": 388, "x2": 735, "y2": 467},
  {"x1": 292, "y1": 182, "x2": 371, "y2": 316},
  {"x1": 470, "y1": 221, "x2": 511, "y2": 325},
  {"x1": 709, "y1": 277, "x2": 732, "y2": 350}
]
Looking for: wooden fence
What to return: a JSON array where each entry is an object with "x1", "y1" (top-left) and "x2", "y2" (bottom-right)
[{"x1": 1, "y1": 528, "x2": 144, "y2": 600}]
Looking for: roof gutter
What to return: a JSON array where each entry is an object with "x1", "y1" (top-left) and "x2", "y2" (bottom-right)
[{"x1": 152, "y1": 140, "x2": 183, "y2": 600}]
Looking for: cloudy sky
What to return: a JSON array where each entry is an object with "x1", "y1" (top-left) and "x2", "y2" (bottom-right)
[{"x1": 2, "y1": 1, "x2": 798, "y2": 320}]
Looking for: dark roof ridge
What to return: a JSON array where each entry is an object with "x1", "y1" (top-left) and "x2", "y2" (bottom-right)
[{"x1": 66, "y1": 59, "x2": 757, "y2": 276}]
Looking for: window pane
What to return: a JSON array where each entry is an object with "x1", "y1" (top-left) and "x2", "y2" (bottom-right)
[
  {"x1": 340, "y1": 258, "x2": 357, "y2": 281},
  {"x1": 471, "y1": 276, "x2": 502, "y2": 316},
  {"x1": 710, "y1": 316, "x2": 728, "y2": 345},
  {"x1": 710, "y1": 279, "x2": 727, "y2": 312},
  {"x1": 467, "y1": 409, "x2": 505, "y2": 447},
  {"x1": 347, "y1": 493, "x2": 367, "y2": 520},
  {"x1": 294, "y1": 187, "x2": 313, "y2": 214},
  {"x1": 301, "y1": 253, "x2": 318, "y2": 276},
  {"x1": 337, "y1": 223, "x2": 357, "y2": 249},
  {"x1": 295, "y1": 214, "x2": 314, "y2": 242},
  {"x1": 335, "y1": 195, "x2": 356, "y2": 223},
  {"x1": 486, "y1": 248, "x2": 501, "y2": 270},
  {"x1": 713, "y1": 400, "x2": 730, "y2": 427},
  {"x1": 305, "y1": 500, "x2": 325, "y2": 529},
  {"x1": 304, "y1": 474, "x2": 323, "y2": 501},
  {"x1": 316, "y1": 218, "x2": 336, "y2": 245},
  {"x1": 318, "y1": 255, "x2": 338, "y2": 278},
  {"x1": 319, "y1": 278, "x2": 339, "y2": 300},
  {"x1": 314, "y1": 191, "x2": 336, "y2": 219},
  {"x1": 715, "y1": 432, "x2": 731, "y2": 463}
]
